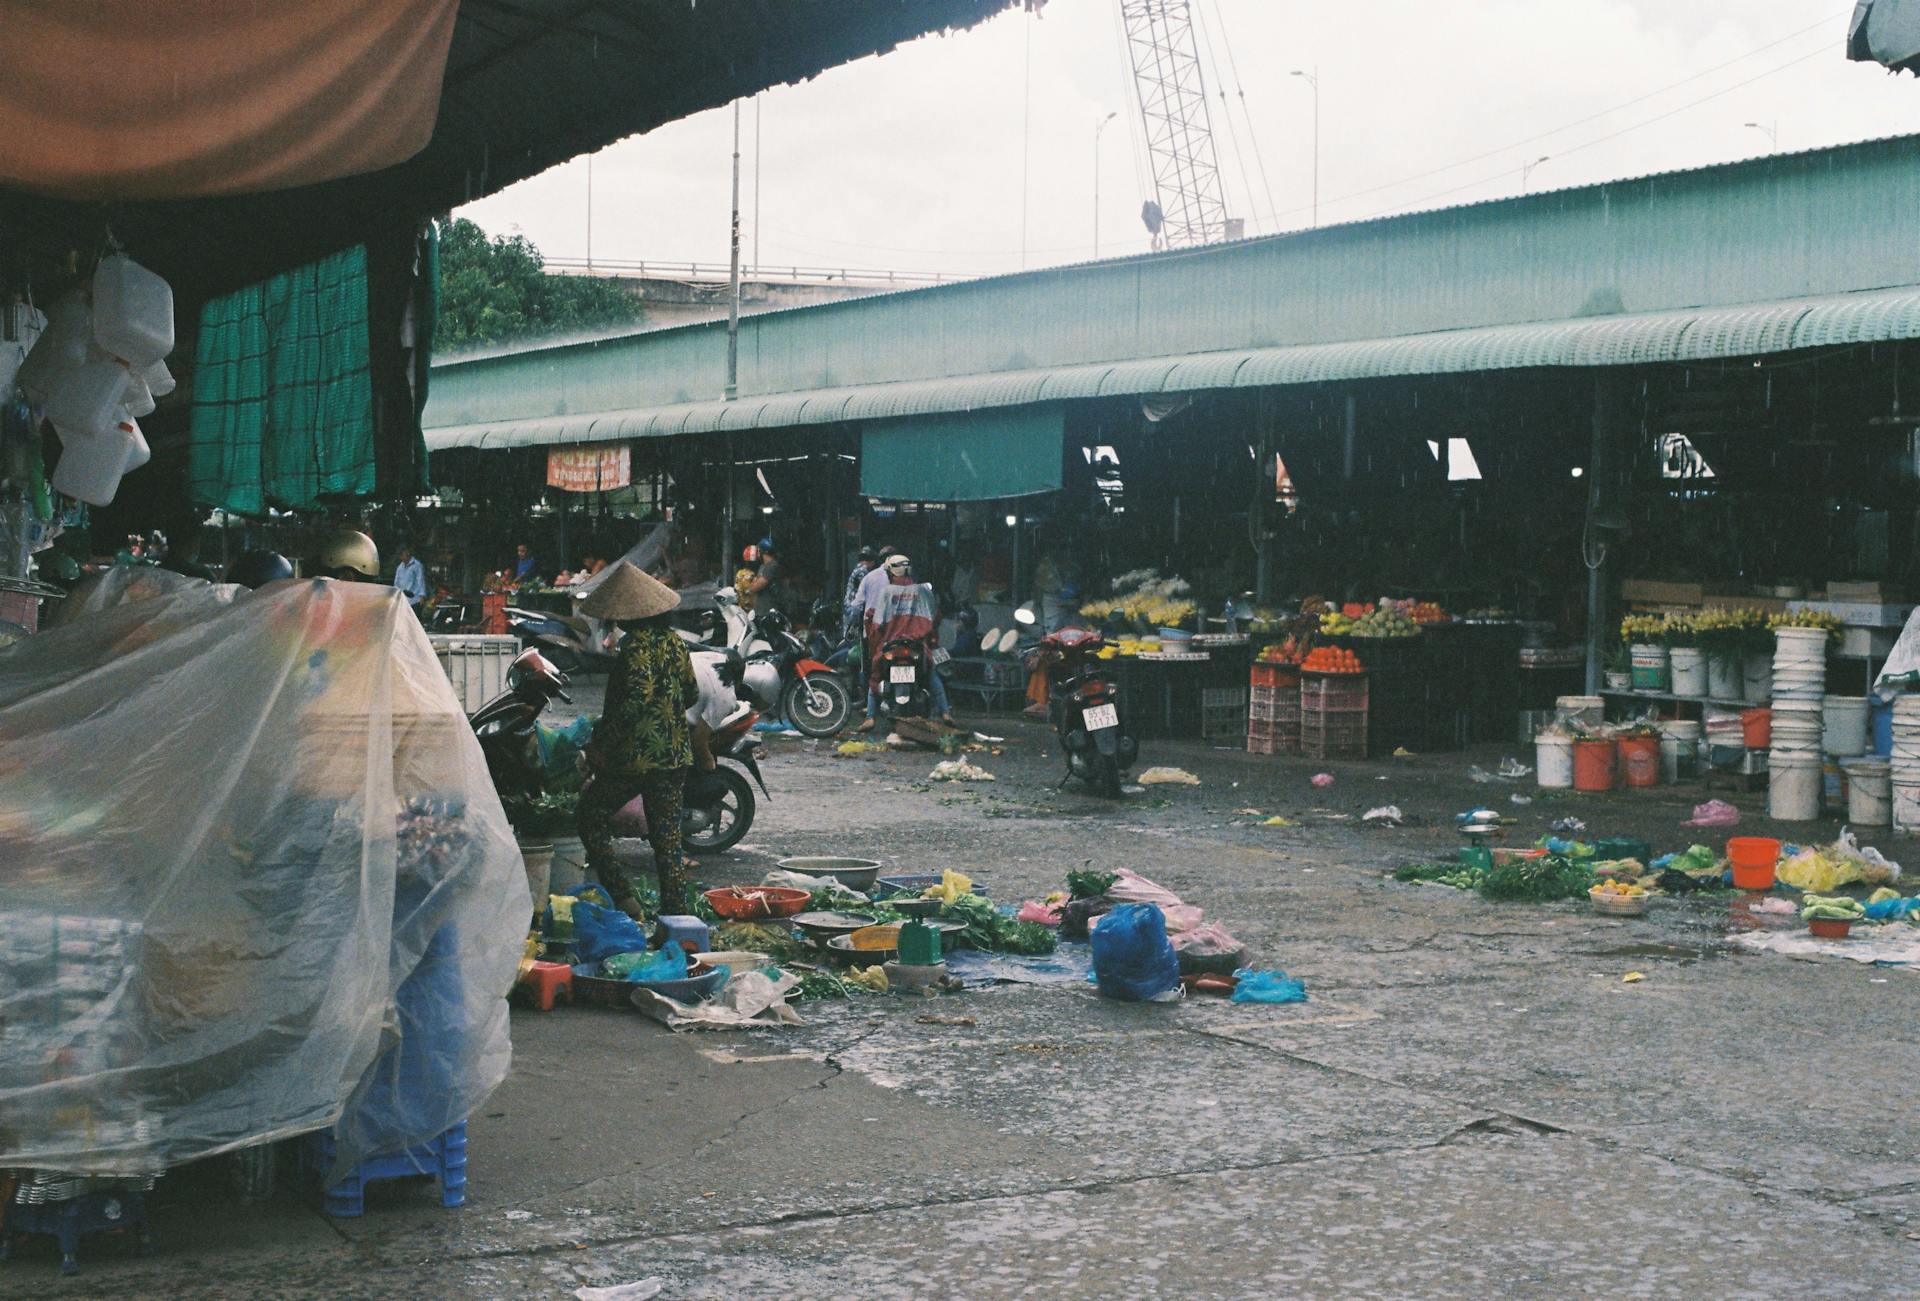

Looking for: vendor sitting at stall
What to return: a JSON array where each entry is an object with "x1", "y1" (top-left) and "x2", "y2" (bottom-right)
[{"x1": 576, "y1": 563, "x2": 697, "y2": 920}]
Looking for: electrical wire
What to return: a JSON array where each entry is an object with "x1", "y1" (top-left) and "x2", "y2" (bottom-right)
[
  {"x1": 1204, "y1": 0, "x2": 1279, "y2": 230},
  {"x1": 1190, "y1": 0, "x2": 1260, "y2": 233}
]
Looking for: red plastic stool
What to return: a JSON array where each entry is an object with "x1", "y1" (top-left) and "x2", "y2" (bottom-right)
[{"x1": 517, "y1": 960, "x2": 572, "y2": 1011}]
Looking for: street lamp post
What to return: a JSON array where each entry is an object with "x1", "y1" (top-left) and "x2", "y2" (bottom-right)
[
  {"x1": 1744, "y1": 120, "x2": 1779, "y2": 151},
  {"x1": 1289, "y1": 68, "x2": 1318, "y2": 228},
  {"x1": 1093, "y1": 110, "x2": 1118, "y2": 258},
  {"x1": 1521, "y1": 154, "x2": 1551, "y2": 193}
]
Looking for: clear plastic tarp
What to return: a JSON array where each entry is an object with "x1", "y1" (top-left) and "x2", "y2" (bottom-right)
[{"x1": 0, "y1": 574, "x2": 525, "y2": 1175}]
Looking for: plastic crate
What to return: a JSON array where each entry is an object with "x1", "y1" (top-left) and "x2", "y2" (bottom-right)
[
  {"x1": 1301, "y1": 673, "x2": 1369, "y2": 713},
  {"x1": 1250, "y1": 663, "x2": 1300, "y2": 690},
  {"x1": 1301, "y1": 711, "x2": 1369, "y2": 760},
  {"x1": 1249, "y1": 681, "x2": 1301, "y2": 719},
  {"x1": 1201, "y1": 686, "x2": 1249, "y2": 740},
  {"x1": 1247, "y1": 715, "x2": 1299, "y2": 755}
]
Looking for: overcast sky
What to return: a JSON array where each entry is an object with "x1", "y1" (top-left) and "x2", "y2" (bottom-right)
[{"x1": 460, "y1": 0, "x2": 1920, "y2": 279}]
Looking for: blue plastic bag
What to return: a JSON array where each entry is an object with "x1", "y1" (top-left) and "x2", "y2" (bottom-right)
[
  {"x1": 572, "y1": 898, "x2": 651, "y2": 964},
  {"x1": 1864, "y1": 896, "x2": 1920, "y2": 921},
  {"x1": 1089, "y1": 903, "x2": 1181, "y2": 1002},
  {"x1": 602, "y1": 946, "x2": 688, "y2": 982},
  {"x1": 1231, "y1": 968, "x2": 1307, "y2": 1004},
  {"x1": 534, "y1": 715, "x2": 595, "y2": 778}
]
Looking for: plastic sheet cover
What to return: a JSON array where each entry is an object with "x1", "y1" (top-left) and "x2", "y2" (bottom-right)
[{"x1": 0, "y1": 576, "x2": 526, "y2": 1175}]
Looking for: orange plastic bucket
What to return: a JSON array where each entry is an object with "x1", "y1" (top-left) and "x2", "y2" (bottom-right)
[
  {"x1": 1742, "y1": 707, "x2": 1771, "y2": 749},
  {"x1": 1572, "y1": 739, "x2": 1616, "y2": 792},
  {"x1": 1727, "y1": 836, "x2": 1781, "y2": 891},
  {"x1": 1618, "y1": 736, "x2": 1660, "y2": 788}
]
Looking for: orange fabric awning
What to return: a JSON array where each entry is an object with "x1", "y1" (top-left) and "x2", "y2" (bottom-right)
[{"x1": 0, "y1": 0, "x2": 459, "y2": 200}]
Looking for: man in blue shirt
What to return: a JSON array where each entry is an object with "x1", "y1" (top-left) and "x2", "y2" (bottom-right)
[
  {"x1": 393, "y1": 544, "x2": 427, "y2": 610},
  {"x1": 513, "y1": 543, "x2": 539, "y2": 582}
]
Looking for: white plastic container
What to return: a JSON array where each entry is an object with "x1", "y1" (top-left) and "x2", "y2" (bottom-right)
[
  {"x1": 43, "y1": 357, "x2": 133, "y2": 436},
  {"x1": 1536, "y1": 734, "x2": 1575, "y2": 788},
  {"x1": 142, "y1": 357, "x2": 175, "y2": 398},
  {"x1": 92, "y1": 254, "x2": 174, "y2": 365},
  {"x1": 1668, "y1": 646, "x2": 1707, "y2": 696},
  {"x1": 120, "y1": 419, "x2": 150, "y2": 473},
  {"x1": 1845, "y1": 760, "x2": 1891, "y2": 826},
  {"x1": 1822, "y1": 695, "x2": 1869, "y2": 758},
  {"x1": 0, "y1": 302, "x2": 45, "y2": 396},
  {"x1": 15, "y1": 292, "x2": 90, "y2": 404},
  {"x1": 1657, "y1": 719, "x2": 1702, "y2": 783},
  {"x1": 1743, "y1": 653, "x2": 1773, "y2": 703},
  {"x1": 1708, "y1": 654, "x2": 1742, "y2": 701},
  {"x1": 1556, "y1": 695, "x2": 1604, "y2": 727},
  {"x1": 50, "y1": 419, "x2": 138, "y2": 507},
  {"x1": 1895, "y1": 780, "x2": 1920, "y2": 833},
  {"x1": 1767, "y1": 752, "x2": 1823, "y2": 822}
]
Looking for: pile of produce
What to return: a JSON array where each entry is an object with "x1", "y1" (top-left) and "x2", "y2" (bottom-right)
[
  {"x1": 1394, "y1": 861, "x2": 1487, "y2": 890},
  {"x1": 1402, "y1": 601, "x2": 1450, "y2": 625},
  {"x1": 1394, "y1": 854, "x2": 1595, "y2": 903},
  {"x1": 1079, "y1": 569, "x2": 1197, "y2": 630},
  {"x1": 1300, "y1": 646, "x2": 1365, "y2": 674},
  {"x1": 1343, "y1": 605, "x2": 1421, "y2": 639},
  {"x1": 1800, "y1": 894, "x2": 1866, "y2": 923},
  {"x1": 1590, "y1": 880, "x2": 1647, "y2": 901},
  {"x1": 1257, "y1": 637, "x2": 1310, "y2": 666}
]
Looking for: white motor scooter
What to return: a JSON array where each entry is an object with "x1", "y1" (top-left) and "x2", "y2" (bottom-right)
[{"x1": 676, "y1": 587, "x2": 851, "y2": 736}]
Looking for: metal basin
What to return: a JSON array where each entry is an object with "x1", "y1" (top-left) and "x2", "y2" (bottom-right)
[
  {"x1": 789, "y1": 911, "x2": 877, "y2": 948},
  {"x1": 778, "y1": 856, "x2": 883, "y2": 893}
]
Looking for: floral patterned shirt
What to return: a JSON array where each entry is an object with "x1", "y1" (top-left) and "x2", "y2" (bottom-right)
[{"x1": 594, "y1": 625, "x2": 696, "y2": 774}]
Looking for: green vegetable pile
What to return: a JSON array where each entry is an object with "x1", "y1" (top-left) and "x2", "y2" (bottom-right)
[
  {"x1": 1066, "y1": 869, "x2": 1119, "y2": 900},
  {"x1": 941, "y1": 893, "x2": 1057, "y2": 954},
  {"x1": 1393, "y1": 861, "x2": 1487, "y2": 890},
  {"x1": 1479, "y1": 854, "x2": 1596, "y2": 903},
  {"x1": 713, "y1": 921, "x2": 807, "y2": 960},
  {"x1": 1801, "y1": 894, "x2": 1866, "y2": 922},
  {"x1": 789, "y1": 969, "x2": 864, "y2": 1001}
]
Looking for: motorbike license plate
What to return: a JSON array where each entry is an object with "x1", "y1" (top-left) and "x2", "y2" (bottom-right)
[
  {"x1": 931, "y1": 647, "x2": 951, "y2": 666},
  {"x1": 1083, "y1": 703, "x2": 1119, "y2": 731},
  {"x1": 890, "y1": 665, "x2": 917, "y2": 684}
]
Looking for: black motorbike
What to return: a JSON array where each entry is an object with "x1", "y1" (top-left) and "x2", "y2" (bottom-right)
[
  {"x1": 876, "y1": 634, "x2": 936, "y2": 719},
  {"x1": 1041, "y1": 628, "x2": 1138, "y2": 798},
  {"x1": 469, "y1": 647, "x2": 572, "y2": 797}
]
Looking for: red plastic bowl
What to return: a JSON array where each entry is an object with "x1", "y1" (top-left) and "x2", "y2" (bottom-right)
[
  {"x1": 704, "y1": 886, "x2": 810, "y2": 920},
  {"x1": 1807, "y1": 917, "x2": 1854, "y2": 940}
]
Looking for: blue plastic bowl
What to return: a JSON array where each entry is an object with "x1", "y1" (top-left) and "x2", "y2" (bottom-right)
[{"x1": 630, "y1": 961, "x2": 729, "y2": 1004}]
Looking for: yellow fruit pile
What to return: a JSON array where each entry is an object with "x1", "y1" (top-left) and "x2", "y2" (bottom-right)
[{"x1": 1590, "y1": 881, "x2": 1647, "y2": 898}]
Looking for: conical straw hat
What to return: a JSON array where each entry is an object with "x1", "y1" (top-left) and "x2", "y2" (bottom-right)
[{"x1": 578, "y1": 561, "x2": 680, "y2": 620}]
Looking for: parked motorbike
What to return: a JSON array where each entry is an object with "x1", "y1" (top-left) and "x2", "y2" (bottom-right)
[
  {"x1": 469, "y1": 647, "x2": 572, "y2": 798},
  {"x1": 611, "y1": 651, "x2": 768, "y2": 855},
  {"x1": 506, "y1": 606, "x2": 617, "y2": 676},
  {"x1": 1034, "y1": 624, "x2": 1138, "y2": 798},
  {"x1": 676, "y1": 588, "x2": 850, "y2": 737}
]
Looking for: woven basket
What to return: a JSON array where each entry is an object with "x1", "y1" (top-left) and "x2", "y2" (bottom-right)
[{"x1": 1589, "y1": 890, "x2": 1649, "y2": 918}]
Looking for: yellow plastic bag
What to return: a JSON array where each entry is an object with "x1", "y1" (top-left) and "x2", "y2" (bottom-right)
[
  {"x1": 925, "y1": 868, "x2": 974, "y2": 904},
  {"x1": 1775, "y1": 849, "x2": 1862, "y2": 894}
]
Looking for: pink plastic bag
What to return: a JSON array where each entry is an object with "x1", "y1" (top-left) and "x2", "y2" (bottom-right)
[
  {"x1": 1686, "y1": 799, "x2": 1740, "y2": 828},
  {"x1": 1170, "y1": 921, "x2": 1242, "y2": 954},
  {"x1": 1107, "y1": 869, "x2": 1202, "y2": 932},
  {"x1": 1015, "y1": 899, "x2": 1062, "y2": 925}
]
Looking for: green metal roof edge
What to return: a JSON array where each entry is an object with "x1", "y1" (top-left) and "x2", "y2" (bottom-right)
[{"x1": 425, "y1": 284, "x2": 1920, "y2": 451}]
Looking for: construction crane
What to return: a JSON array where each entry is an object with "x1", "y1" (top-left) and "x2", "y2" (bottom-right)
[{"x1": 1119, "y1": 0, "x2": 1231, "y2": 248}]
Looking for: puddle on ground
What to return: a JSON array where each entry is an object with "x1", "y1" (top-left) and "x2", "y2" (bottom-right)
[{"x1": 1575, "y1": 942, "x2": 1723, "y2": 964}]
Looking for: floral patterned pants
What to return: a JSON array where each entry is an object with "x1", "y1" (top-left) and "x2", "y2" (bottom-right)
[{"x1": 577, "y1": 767, "x2": 690, "y2": 915}]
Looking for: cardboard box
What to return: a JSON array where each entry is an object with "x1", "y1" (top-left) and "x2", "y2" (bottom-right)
[
  {"x1": 1825, "y1": 581, "x2": 1896, "y2": 603},
  {"x1": 1787, "y1": 600, "x2": 1916, "y2": 629},
  {"x1": 1621, "y1": 579, "x2": 1704, "y2": 606}
]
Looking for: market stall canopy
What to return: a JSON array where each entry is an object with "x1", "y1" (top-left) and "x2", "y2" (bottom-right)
[
  {"x1": 861, "y1": 407, "x2": 1064, "y2": 501},
  {"x1": 0, "y1": 0, "x2": 1018, "y2": 298},
  {"x1": 1850, "y1": 0, "x2": 1920, "y2": 73}
]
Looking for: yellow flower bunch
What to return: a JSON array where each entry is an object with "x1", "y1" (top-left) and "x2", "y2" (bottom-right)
[
  {"x1": 1770, "y1": 609, "x2": 1843, "y2": 636},
  {"x1": 1619, "y1": 614, "x2": 1669, "y2": 644}
]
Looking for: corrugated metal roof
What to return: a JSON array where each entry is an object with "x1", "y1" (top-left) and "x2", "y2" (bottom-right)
[{"x1": 426, "y1": 284, "x2": 1920, "y2": 450}]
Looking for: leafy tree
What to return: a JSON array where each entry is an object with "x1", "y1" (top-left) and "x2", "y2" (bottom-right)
[{"x1": 436, "y1": 217, "x2": 645, "y2": 350}]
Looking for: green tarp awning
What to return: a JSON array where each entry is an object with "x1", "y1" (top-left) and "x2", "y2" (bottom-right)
[
  {"x1": 860, "y1": 405, "x2": 1063, "y2": 502},
  {"x1": 189, "y1": 245, "x2": 375, "y2": 514}
]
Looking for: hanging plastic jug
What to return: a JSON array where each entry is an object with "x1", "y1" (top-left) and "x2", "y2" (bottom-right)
[
  {"x1": 16, "y1": 291, "x2": 90, "y2": 404},
  {"x1": 123, "y1": 368, "x2": 155, "y2": 418},
  {"x1": 44, "y1": 356, "x2": 133, "y2": 436},
  {"x1": 142, "y1": 357, "x2": 175, "y2": 398},
  {"x1": 51, "y1": 419, "x2": 138, "y2": 507},
  {"x1": 93, "y1": 254, "x2": 174, "y2": 366},
  {"x1": 121, "y1": 418, "x2": 150, "y2": 473}
]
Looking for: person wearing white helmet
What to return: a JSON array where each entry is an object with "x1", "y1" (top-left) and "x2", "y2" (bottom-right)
[{"x1": 315, "y1": 528, "x2": 379, "y2": 582}]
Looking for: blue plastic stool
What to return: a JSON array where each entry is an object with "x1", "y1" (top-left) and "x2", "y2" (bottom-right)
[
  {"x1": 310, "y1": 1122, "x2": 467, "y2": 1218},
  {"x1": 1, "y1": 1190, "x2": 150, "y2": 1275},
  {"x1": 656, "y1": 914, "x2": 710, "y2": 954}
]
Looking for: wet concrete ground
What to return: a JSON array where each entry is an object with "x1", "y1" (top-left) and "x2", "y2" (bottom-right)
[{"x1": 12, "y1": 702, "x2": 1920, "y2": 1297}]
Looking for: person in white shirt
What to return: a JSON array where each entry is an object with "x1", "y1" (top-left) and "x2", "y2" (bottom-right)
[
  {"x1": 687, "y1": 652, "x2": 739, "y2": 772},
  {"x1": 392, "y1": 544, "x2": 427, "y2": 610}
]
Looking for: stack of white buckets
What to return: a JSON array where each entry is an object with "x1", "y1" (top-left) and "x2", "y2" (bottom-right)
[{"x1": 1767, "y1": 628, "x2": 1827, "y2": 821}]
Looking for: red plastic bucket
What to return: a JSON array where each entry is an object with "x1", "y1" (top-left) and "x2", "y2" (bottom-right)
[
  {"x1": 1742, "y1": 707, "x2": 1771, "y2": 750},
  {"x1": 1726, "y1": 836, "x2": 1781, "y2": 891},
  {"x1": 1572, "y1": 739, "x2": 1616, "y2": 792},
  {"x1": 1618, "y1": 736, "x2": 1660, "y2": 788}
]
